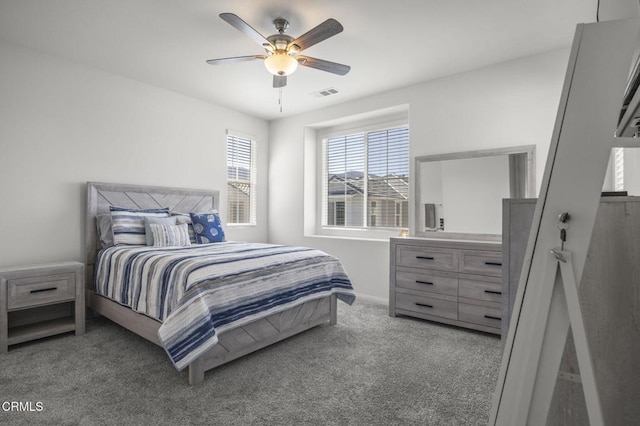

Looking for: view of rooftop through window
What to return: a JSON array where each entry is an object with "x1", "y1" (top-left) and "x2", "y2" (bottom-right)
[{"x1": 324, "y1": 127, "x2": 409, "y2": 228}]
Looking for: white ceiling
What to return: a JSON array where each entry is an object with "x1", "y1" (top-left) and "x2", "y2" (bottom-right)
[{"x1": 0, "y1": 0, "x2": 596, "y2": 120}]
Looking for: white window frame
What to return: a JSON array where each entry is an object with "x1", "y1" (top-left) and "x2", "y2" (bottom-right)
[
  {"x1": 226, "y1": 131, "x2": 257, "y2": 227},
  {"x1": 316, "y1": 118, "x2": 409, "y2": 239}
]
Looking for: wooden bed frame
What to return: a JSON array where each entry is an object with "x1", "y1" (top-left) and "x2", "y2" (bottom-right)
[{"x1": 85, "y1": 182, "x2": 337, "y2": 385}]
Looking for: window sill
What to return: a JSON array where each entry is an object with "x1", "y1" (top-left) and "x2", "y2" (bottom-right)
[
  {"x1": 305, "y1": 234, "x2": 391, "y2": 243},
  {"x1": 306, "y1": 227, "x2": 405, "y2": 242}
]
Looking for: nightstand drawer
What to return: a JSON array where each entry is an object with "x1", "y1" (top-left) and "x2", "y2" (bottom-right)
[
  {"x1": 396, "y1": 292, "x2": 457, "y2": 320},
  {"x1": 458, "y1": 302, "x2": 501, "y2": 329},
  {"x1": 459, "y1": 275, "x2": 502, "y2": 303},
  {"x1": 7, "y1": 273, "x2": 76, "y2": 310},
  {"x1": 396, "y1": 246, "x2": 458, "y2": 272},
  {"x1": 396, "y1": 269, "x2": 458, "y2": 296},
  {"x1": 459, "y1": 250, "x2": 502, "y2": 277}
]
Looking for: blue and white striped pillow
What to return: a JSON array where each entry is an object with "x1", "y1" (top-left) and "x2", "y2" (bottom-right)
[
  {"x1": 144, "y1": 216, "x2": 177, "y2": 246},
  {"x1": 109, "y1": 206, "x2": 170, "y2": 245},
  {"x1": 149, "y1": 223, "x2": 191, "y2": 247}
]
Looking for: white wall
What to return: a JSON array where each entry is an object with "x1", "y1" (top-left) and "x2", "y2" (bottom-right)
[
  {"x1": 420, "y1": 162, "x2": 444, "y2": 205},
  {"x1": 441, "y1": 155, "x2": 510, "y2": 235},
  {"x1": 269, "y1": 49, "x2": 570, "y2": 300},
  {"x1": 0, "y1": 40, "x2": 269, "y2": 267}
]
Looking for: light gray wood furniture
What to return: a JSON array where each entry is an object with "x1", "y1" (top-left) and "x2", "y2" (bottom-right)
[
  {"x1": 500, "y1": 198, "x2": 537, "y2": 339},
  {"x1": 492, "y1": 21, "x2": 640, "y2": 424},
  {"x1": 86, "y1": 182, "x2": 338, "y2": 385},
  {"x1": 389, "y1": 237, "x2": 502, "y2": 334},
  {"x1": 0, "y1": 261, "x2": 84, "y2": 353},
  {"x1": 502, "y1": 197, "x2": 640, "y2": 425}
]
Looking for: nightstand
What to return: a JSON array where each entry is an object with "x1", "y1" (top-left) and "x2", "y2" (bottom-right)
[{"x1": 0, "y1": 261, "x2": 85, "y2": 353}]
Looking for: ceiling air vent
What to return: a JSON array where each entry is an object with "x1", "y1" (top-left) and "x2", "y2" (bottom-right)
[{"x1": 311, "y1": 87, "x2": 340, "y2": 98}]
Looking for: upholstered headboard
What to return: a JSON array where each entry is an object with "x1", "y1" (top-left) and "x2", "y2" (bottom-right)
[{"x1": 85, "y1": 182, "x2": 219, "y2": 285}]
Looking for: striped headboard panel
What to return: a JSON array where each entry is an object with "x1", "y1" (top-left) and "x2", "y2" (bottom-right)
[{"x1": 85, "y1": 182, "x2": 219, "y2": 284}]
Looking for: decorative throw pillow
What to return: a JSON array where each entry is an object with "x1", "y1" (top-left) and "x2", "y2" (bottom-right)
[
  {"x1": 149, "y1": 223, "x2": 191, "y2": 247},
  {"x1": 109, "y1": 206, "x2": 170, "y2": 245},
  {"x1": 144, "y1": 216, "x2": 177, "y2": 246},
  {"x1": 170, "y1": 212, "x2": 197, "y2": 244},
  {"x1": 189, "y1": 211, "x2": 226, "y2": 244}
]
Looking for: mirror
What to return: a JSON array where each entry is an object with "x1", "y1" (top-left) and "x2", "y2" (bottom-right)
[{"x1": 414, "y1": 145, "x2": 536, "y2": 239}]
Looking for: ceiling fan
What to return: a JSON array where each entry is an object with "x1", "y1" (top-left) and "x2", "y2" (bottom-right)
[{"x1": 207, "y1": 13, "x2": 351, "y2": 88}]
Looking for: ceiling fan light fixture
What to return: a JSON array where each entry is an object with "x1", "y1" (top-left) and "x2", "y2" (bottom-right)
[
  {"x1": 209, "y1": 13, "x2": 350, "y2": 89},
  {"x1": 264, "y1": 53, "x2": 298, "y2": 76}
]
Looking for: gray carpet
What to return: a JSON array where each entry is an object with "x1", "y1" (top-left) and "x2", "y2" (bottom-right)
[{"x1": 1, "y1": 299, "x2": 503, "y2": 425}]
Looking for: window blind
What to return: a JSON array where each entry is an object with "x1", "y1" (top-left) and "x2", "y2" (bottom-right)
[
  {"x1": 323, "y1": 126, "x2": 409, "y2": 229},
  {"x1": 227, "y1": 134, "x2": 256, "y2": 225}
]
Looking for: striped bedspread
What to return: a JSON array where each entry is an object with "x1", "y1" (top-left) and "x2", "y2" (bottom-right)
[{"x1": 94, "y1": 242, "x2": 355, "y2": 370}]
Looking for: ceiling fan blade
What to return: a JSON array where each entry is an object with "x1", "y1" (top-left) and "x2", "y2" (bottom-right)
[
  {"x1": 297, "y1": 56, "x2": 351, "y2": 76},
  {"x1": 273, "y1": 75, "x2": 287, "y2": 88},
  {"x1": 206, "y1": 55, "x2": 266, "y2": 65},
  {"x1": 219, "y1": 13, "x2": 274, "y2": 50},
  {"x1": 287, "y1": 18, "x2": 343, "y2": 52}
]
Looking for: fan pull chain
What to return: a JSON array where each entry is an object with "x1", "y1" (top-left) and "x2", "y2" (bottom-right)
[{"x1": 279, "y1": 88, "x2": 283, "y2": 113}]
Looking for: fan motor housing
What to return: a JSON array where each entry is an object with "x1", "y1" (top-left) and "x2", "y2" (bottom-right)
[{"x1": 267, "y1": 33, "x2": 294, "y2": 52}]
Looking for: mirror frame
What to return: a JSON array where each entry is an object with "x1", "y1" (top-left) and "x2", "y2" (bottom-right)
[{"x1": 413, "y1": 145, "x2": 536, "y2": 240}]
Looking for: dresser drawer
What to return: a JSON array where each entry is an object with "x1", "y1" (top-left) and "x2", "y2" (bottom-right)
[
  {"x1": 459, "y1": 275, "x2": 502, "y2": 303},
  {"x1": 458, "y1": 302, "x2": 501, "y2": 329},
  {"x1": 396, "y1": 292, "x2": 457, "y2": 320},
  {"x1": 7, "y1": 273, "x2": 76, "y2": 311},
  {"x1": 459, "y1": 250, "x2": 502, "y2": 277},
  {"x1": 396, "y1": 245, "x2": 458, "y2": 272},
  {"x1": 396, "y1": 269, "x2": 458, "y2": 296}
]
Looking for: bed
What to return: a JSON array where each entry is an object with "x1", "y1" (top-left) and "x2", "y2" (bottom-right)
[{"x1": 85, "y1": 182, "x2": 355, "y2": 385}]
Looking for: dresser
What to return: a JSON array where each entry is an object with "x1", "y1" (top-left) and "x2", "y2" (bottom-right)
[{"x1": 389, "y1": 237, "x2": 502, "y2": 334}]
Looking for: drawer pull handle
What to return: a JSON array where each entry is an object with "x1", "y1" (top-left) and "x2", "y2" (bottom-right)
[
  {"x1": 416, "y1": 280, "x2": 434, "y2": 286},
  {"x1": 484, "y1": 290, "x2": 502, "y2": 295},
  {"x1": 484, "y1": 315, "x2": 501, "y2": 321},
  {"x1": 415, "y1": 302, "x2": 433, "y2": 308},
  {"x1": 30, "y1": 287, "x2": 58, "y2": 294},
  {"x1": 485, "y1": 261, "x2": 502, "y2": 267},
  {"x1": 416, "y1": 256, "x2": 434, "y2": 260}
]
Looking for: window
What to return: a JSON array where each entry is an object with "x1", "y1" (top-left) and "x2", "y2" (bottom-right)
[
  {"x1": 226, "y1": 133, "x2": 256, "y2": 225},
  {"x1": 604, "y1": 147, "x2": 625, "y2": 193},
  {"x1": 322, "y1": 126, "x2": 409, "y2": 229},
  {"x1": 370, "y1": 201, "x2": 378, "y2": 227},
  {"x1": 395, "y1": 201, "x2": 404, "y2": 227},
  {"x1": 614, "y1": 147, "x2": 624, "y2": 191},
  {"x1": 327, "y1": 201, "x2": 346, "y2": 226}
]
